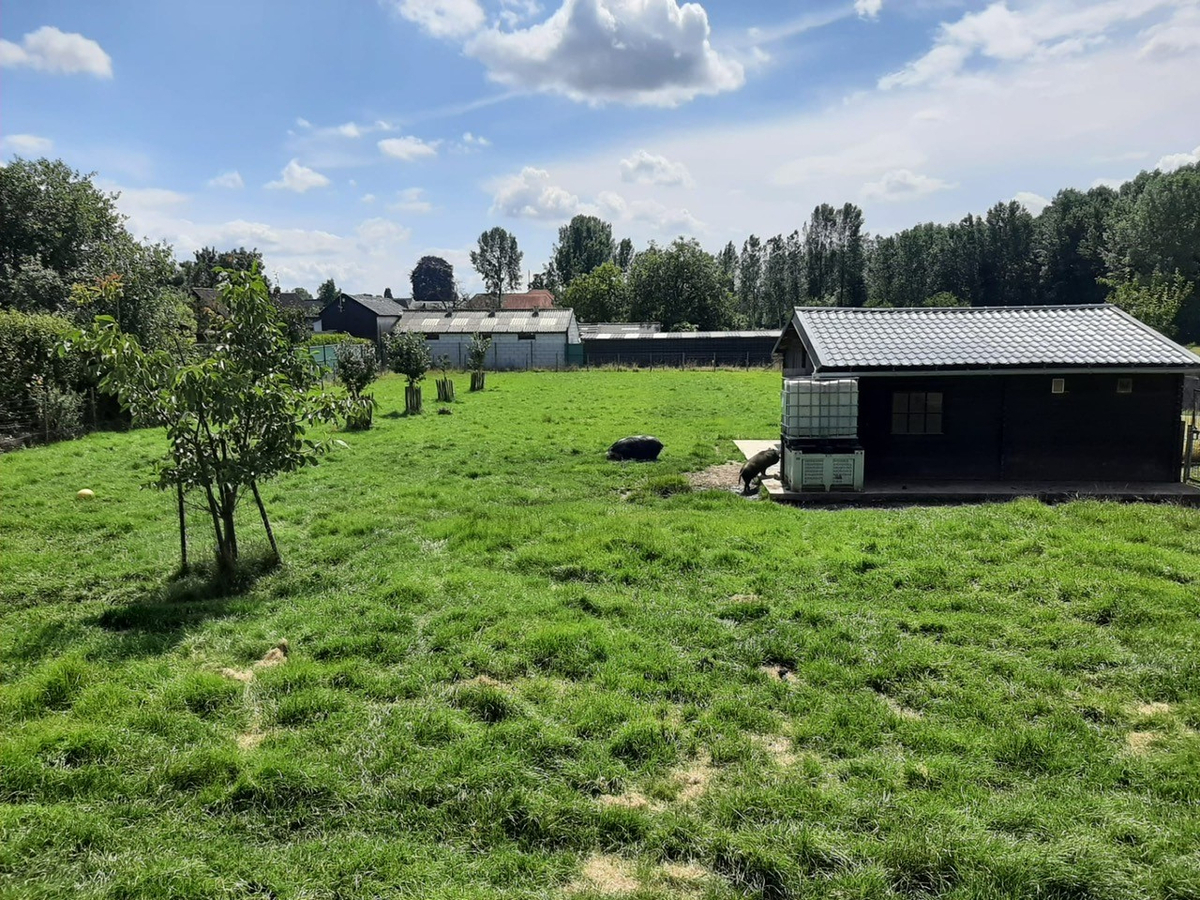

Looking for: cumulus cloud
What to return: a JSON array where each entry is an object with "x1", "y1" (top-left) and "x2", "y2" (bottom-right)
[
  {"x1": 491, "y1": 166, "x2": 583, "y2": 219},
  {"x1": 207, "y1": 170, "x2": 244, "y2": 190},
  {"x1": 462, "y1": 131, "x2": 492, "y2": 147},
  {"x1": 1014, "y1": 190, "x2": 1051, "y2": 214},
  {"x1": 265, "y1": 159, "x2": 331, "y2": 193},
  {"x1": 855, "y1": 0, "x2": 882, "y2": 19},
  {"x1": 0, "y1": 26, "x2": 112, "y2": 78},
  {"x1": 1156, "y1": 144, "x2": 1200, "y2": 172},
  {"x1": 392, "y1": 187, "x2": 434, "y2": 213},
  {"x1": 619, "y1": 149, "x2": 694, "y2": 187},
  {"x1": 466, "y1": 0, "x2": 745, "y2": 106},
  {"x1": 861, "y1": 169, "x2": 956, "y2": 201},
  {"x1": 392, "y1": 0, "x2": 486, "y2": 39},
  {"x1": 378, "y1": 136, "x2": 440, "y2": 161},
  {"x1": 1, "y1": 134, "x2": 53, "y2": 155},
  {"x1": 880, "y1": 0, "x2": 1189, "y2": 90}
]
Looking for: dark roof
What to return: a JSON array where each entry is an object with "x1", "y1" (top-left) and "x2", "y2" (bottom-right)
[
  {"x1": 578, "y1": 322, "x2": 661, "y2": 339},
  {"x1": 274, "y1": 291, "x2": 324, "y2": 316},
  {"x1": 347, "y1": 294, "x2": 407, "y2": 317},
  {"x1": 781, "y1": 305, "x2": 1200, "y2": 373},
  {"x1": 465, "y1": 290, "x2": 557, "y2": 311},
  {"x1": 393, "y1": 309, "x2": 579, "y2": 340}
]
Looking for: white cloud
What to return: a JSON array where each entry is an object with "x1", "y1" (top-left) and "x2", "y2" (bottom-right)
[
  {"x1": 491, "y1": 166, "x2": 584, "y2": 219},
  {"x1": 361, "y1": 193, "x2": 377, "y2": 203},
  {"x1": 392, "y1": 0, "x2": 486, "y2": 39},
  {"x1": 1140, "y1": 4, "x2": 1200, "y2": 58},
  {"x1": 392, "y1": 187, "x2": 434, "y2": 213},
  {"x1": 626, "y1": 198, "x2": 705, "y2": 233},
  {"x1": 1092, "y1": 177, "x2": 1126, "y2": 190},
  {"x1": 207, "y1": 170, "x2": 244, "y2": 189},
  {"x1": 862, "y1": 169, "x2": 956, "y2": 201},
  {"x1": 1, "y1": 133, "x2": 53, "y2": 155},
  {"x1": 1014, "y1": 190, "x2": 1051, "y2": 214},
  {"x1": 462, "y1": 131, "x2": 492, "y2": 147},
  {"x1": 855, "y1": 0, "x2": 882, "y2": 19},
  {"x1": 336, "y1": 122, "x2": 362, "y2": 138},
  {"x1": 465, "y1": 0, "x2": 745, "y2": 106},
  {"x1": 378, "y1": 136, "x2": 440, "y2": 161},
  {"x1": 296, "y1": 117, "x2": 312, "y2": 129},
  {"x1": 619, "y1": 149, "x2": 693, "y2": 187},
  {"x1": 880, "y1": 0, "x2": 1189, "y2": 90},
  {"x1": 1156, "y1": 144, "x2": 1200, "y2": 171},
  {"x1": 0, "y1": 26, "x2": 112, "y2": 78},
  {"x1": 265, "y1": 159, "x2": 331, "y2": 193}
]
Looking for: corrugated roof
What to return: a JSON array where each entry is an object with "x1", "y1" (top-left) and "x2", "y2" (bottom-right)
[
  {"x1": 787, "y1": 305, "x2": 1200, "y2": 372},
  {"x1": 585, "y1": 330, "x2": 778, "y2": 341},
  {"x1": 392, "y1": 309, "x2": 577, "y2": 335},
  {"x1": 350, "y1": 294, "x2": 407, "y2": 317},
  {"x1": 578, "y1": 322, "x2": 661, "y2": 339}
]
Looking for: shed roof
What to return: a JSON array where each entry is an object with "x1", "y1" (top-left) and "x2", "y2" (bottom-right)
[
  {"x1": 347, "y1": 294, "x2": 407, "y2": 317},
  {"x1": 781, "y1": 305, "x2": 1200, "y2": 373},
  {"x1": 393, "y1": 308, "x2": 578, "y2": 338},
  {"x1": 585, "y1": 329, "x2": 778, "y2": 341},
  {"x1": 578, "y1": 322, "x2": 661, "y2": 339}
]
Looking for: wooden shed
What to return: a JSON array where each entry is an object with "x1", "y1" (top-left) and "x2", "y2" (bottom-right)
[
  {"x1": 317, "y1": 294, "x2": 406, "y2": 344},
  {"x1": 774, "y1": 305, "x2": 1200, "y2": 485}
]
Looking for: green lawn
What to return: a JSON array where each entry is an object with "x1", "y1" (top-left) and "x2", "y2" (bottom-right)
[{"x1": 2, "y1": 370, "x2": 1199, "y2": 900}]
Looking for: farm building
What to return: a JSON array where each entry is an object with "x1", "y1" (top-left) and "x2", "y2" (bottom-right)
[
  {"x1": 773, "y1": 305, "x2": 1200, "y2": 489},
  {"x1": 317, "y1": 293, "x2": 406, "y2": 343},
  {"x1": 581, "y1": 327, "x2": 779, "y2": 367},
  {"x1": 463, "y1": 290, "x2": 557, "y2": 311},
  {"x1": 389, "y1": 309, "x2": 583, "y2": 370}
]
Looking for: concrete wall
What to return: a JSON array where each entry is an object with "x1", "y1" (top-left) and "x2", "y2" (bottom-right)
[{"x1": 422, "y1": 333, "x2": 572, "y2": 370}]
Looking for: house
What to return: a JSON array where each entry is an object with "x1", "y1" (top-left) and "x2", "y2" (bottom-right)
[
  {"x1": 389, "y1": 309, "x2": 583, "y2": 370},
  {"x1": 773, "y1": 304, "x2": 1200, "y2": 487},
  {"x1": 318, "y1": 293, "x2": 406, "y2": 343},
  {"x1": 581, "y1": 325, "x2": 779, "y2": 367},
  {"x1": 272, "y1": 289, "x2": 324, "y2": 329},
  {"x1": 463, "y1": 290, "x2": 557, "y2": 311}
]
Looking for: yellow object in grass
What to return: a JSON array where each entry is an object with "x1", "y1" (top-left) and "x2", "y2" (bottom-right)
[{"x1": 76, "y1": 489, "x2": 95, "y2": 500}]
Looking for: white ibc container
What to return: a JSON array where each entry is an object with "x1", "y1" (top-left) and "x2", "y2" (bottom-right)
[{"x1": 782, "y1": 378, "x2": 859, "y2": 439}]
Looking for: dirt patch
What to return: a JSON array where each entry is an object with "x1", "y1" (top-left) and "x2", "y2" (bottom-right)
[
  {"x1": 597, "y1": 791, "x2": 661, "y2": 812},
  {"x1": 752, "y1": 734, "x2": 796, "y2": 766},
  {"x1": 685, "y1": 462, "x2": 744, "y2": 492},
  {"x1": 760, "y1": 664, "x2": 794, "y2": 683},
  {"x1": 672, "y1": 753, "x2": 714, "y2": 803},
  {"x1": 220, "y1": 667, "x2": 254, "y2": 683},
  {"x1": 1130, "y1": 701, "x2": 1172, "y2": 718},
  {"x1": 1126, "y1": 731, "x2": 1158, "y2": 755},
  {"x1": 658, "y1": 861, "x2": 715, "y2": 891},
  {"x1": 878, "y1": 693, "x2": 923, "y2": 721},
  {"x1": 237, "y1": 730, "x2": 266, "y2": 750},
  {"x1": 255, "y1": 639, "x2": 289, "y2": 668},
  {"x1": 459, "y1": 674, "x2": 509, "y2": 689},
  {"x1": 566, "y1": 854, "x2": 640, "y2": 896},
  {"x1": 729, "y1": 593, "x2": 760, "y2": 604}
]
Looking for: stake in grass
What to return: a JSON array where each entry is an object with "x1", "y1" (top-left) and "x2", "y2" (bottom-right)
[{"x1": 63, "y1": 265, "x2": 344, "y2": 576}]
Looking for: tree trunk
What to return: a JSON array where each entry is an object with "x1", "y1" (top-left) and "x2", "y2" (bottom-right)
[
  {"x1": 436, "y1": 378, "x2": 455, "y2": 402},
  {"x1": 470, "y1": 371, "x2": 486, "y2": 392},
  {"x1": 251, "y1": 480, "x2": 280, "y2": 563},
  {"x1": 405, "y1": 384, "x2": 423, "y2": 414},
  {"x1": 177, "y1": 482, "x2": 188, "y2": 573}
]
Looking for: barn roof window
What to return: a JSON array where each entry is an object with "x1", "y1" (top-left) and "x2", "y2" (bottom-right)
[
  {"x1": 1052, "y1": 378, "x2": 1066, "y2": 394},
  {"x1": 1117, "y1": 377, "x2": 1133, "y2": 394}
]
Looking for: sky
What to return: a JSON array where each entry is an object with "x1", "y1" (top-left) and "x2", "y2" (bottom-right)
[{"x1": 3, "y1": 0, "x2": 1199, "y2": 295}]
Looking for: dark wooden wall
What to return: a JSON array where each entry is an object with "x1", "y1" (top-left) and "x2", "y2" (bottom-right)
[
  {"x1": 319, "y1": 300, "x2": 381, "y2": 342},
  {"x1": 857, "y1": 372, "x2": 1184, "y2": 484}
]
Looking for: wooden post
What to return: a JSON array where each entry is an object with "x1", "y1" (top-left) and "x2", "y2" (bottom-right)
[
  {"x1": 405, "y1": 384, "x2": 423, "y2": 414},
  {"x1": 471, "y1": 371, "x2": 485, "y2": 392}
]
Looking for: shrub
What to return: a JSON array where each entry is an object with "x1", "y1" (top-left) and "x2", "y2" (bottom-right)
[
  {"x1": 0, "y1": 308, "x2": 83, "y2": 437},
  {"x1": 335, "y1": 343, "x2": 379, "y2": 428},
  {"x1": 307, "y1": 332, "x2": 371, "y2": 347},
  {"x1": 385, "y1": 332, "x2": 431, "y2": 386}
]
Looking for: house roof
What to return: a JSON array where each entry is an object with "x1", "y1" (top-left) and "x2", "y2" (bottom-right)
[
  {"x1": 465, "y1": 290, "x2": 557, "y2": 311},
  {"x1": 393, "y1": 309, "x2": 578, "y2": 338},
  {"x1": 781, "y1": 305, "x2": 1200, "y2": 373},
  {"x1": 578, "y1": 322, "x2": 661, "y2": 339},
  {"x1": 346, "y1": 294, "x2": 407, "y2": 317},
  {"x1": 274, "y1": 291, "x2": 324, "y2": 316}
]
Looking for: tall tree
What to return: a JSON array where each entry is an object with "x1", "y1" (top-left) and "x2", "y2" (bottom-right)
[
  {"x1": 629, "y1": 239, "x2": 732, "y2": 331},
  {"x1": 717, "y1": 241, "x2": 738, "y2": 295},
  {"x1": 181, "y1": 246, "x2": 267, "y2": 290},
  {"x1": 289, "y1": 286, "x2": 313, "y2": 300},
  {"x1": 551, "y1": 215, "x2": 615, "y2": 288},
  {"x1": 471, "y1": 227, "x2": 523, "y2": 309},
  {"x1": 615, "y1": 238, "x2": 636, "y2": 272},
  {"x1": 317, "y1": 278, "x2": 340, "y2": 305},
  {"x1": 737, "y1": 235, "x2": 764, "y2": 326},
  {"x1": 410, "y1": 255, "x2": 456, "y2": 302},
  {"x1": 1034, "y1": 187, "x2": 1115, "y2": 306},
  {"x1": 761, "y1": 235, "x2": 792, "y2": 328},
  {"x1": 563, "y1": 261, "x2": 630, "y2": 323}
]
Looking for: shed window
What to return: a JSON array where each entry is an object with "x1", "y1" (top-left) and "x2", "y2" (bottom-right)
[
  {"x1": 891, "y1": 392, "x2": 943, "y2": 435},
  {"x1": 518, "y1": 333, "x2": 536, "y2": 340},
  {"x1": 424, "y1": 333, "x2": 440, "y2": 340},
  {"x1": 1051, "y1": 378, "x2": 1066, "y2": 394},
  {"x1": 1116, "y1": 377, "x2": 1133, "y2": 394}
]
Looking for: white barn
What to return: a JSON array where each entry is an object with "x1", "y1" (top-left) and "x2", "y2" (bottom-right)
[{"x1": 389, "y1": 309, "x2": 584, "y2": 370}]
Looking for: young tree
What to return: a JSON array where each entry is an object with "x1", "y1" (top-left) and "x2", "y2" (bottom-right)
[
  {"x1": 67, "y1": 266, "x2": 343, "y2": 575},
  {"x1": 411, "y1": 255, "x2": 456, "y2": 302},
  {"x1": 1103, "y1": 271, "x2": 1194, "y2": 337},
  {"x1": 551, "y1": 215, "x2": 615, "y2": 288},
  {"x1": 467, "y1": 332, "x2": 491, "y2": 391},
  {"x1": 563, "y1": 262, "x2": 630, "y2": 322},
  {"x1": 471, "y1": 227, "x2": 523, "y2": 309},
  {"x1": 385, "y1": 331, "x2": 432, "y2": 414},
  {"x1": 335, "y1": 342, "x2": 378, "y2": 429}
]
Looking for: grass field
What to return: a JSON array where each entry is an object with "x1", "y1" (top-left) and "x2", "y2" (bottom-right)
[{"x1": 2, "y1": 370, "x2": 1200, "y2": 900}]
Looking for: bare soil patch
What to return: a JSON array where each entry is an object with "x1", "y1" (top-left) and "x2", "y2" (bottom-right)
[
  {"x1": 672, "y1": 753, "x2": 714, "y2": 803},
  {"x1": 878, "y1": 693, "x2": 923, "y2": 721},
  {"x1": 685, "y1": 461, "x2": 743, "y2": 492},
  {"x1": 1126, "y1": 731, "x2": 1158, "y2": 755},
  {"x1": 566, "y1": 854, "x2": 640, "y2": 896},
  {"x1": 752, "y1": 734, "x2": 796, "y2": 766},
  {"x1": 760, "y1": 664, "x2": 794, "y2": 683},
  {"x1": 596, "y1": 790, "x2": 660, "y2": 812},
  {"x1": 1130, "y1": 701, "x2": 1172, "y2": 718}
]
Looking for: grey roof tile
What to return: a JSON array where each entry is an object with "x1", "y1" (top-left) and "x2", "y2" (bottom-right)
[
  {"x1": 391, "y1": 309, "x2": 577, "y2": 335},
  {"x1": 791, "y1": 305, "x2": 1200, "y2": 372}
]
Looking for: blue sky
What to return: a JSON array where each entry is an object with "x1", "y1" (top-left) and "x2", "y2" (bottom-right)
[{"x1": 3, "y1": 0, "x2": 1199, "y2": 294}]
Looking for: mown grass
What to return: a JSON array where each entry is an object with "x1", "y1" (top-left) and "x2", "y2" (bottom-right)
[{"x1": 2, "y1": 369, "x2": 1200, "y2": 899}]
